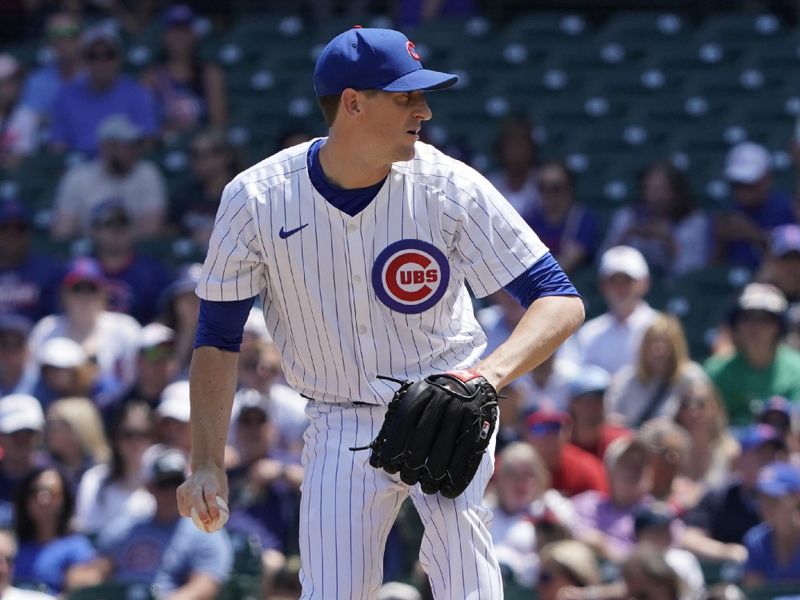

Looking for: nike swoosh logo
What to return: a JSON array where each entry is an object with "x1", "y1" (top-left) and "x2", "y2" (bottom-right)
[{"x1": 278, "y1": 223, "x2": 308, "y2": 239}]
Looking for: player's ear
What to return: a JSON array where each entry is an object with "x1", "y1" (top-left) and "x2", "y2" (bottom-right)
[{"x1": 340, "y1": 88, "x2": 362, "y2": 118}]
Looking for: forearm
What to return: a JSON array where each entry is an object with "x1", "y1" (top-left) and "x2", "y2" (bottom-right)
[
  {"x1": 165, "y1": 573, "x2": 220, "y2": 600},
  {"x1": 476, "y1": 295, "x2": 584, "y2": 390},
  {"x1": 189, "y1": 346, "x2": 240, "y2": 471},
  {"x1": 680, "y1": 526, "x2": 747, "y2": 563}
]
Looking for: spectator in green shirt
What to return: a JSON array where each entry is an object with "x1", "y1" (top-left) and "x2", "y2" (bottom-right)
[{"x1": 705, "y1": 283, "x2": 800, "y2": 424}]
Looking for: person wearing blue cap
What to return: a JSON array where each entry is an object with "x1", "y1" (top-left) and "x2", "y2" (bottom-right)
[
  {"x1": 743, "y1": 461, "x2": 800, "y2": 586},
  {"x1": 682, "y1": 424, "x2": 785, "y2": 564},
  {"x1": 140, "y1": 4, "x2": 228, "y2": 134},
  {"x1": 178, "y1": 26, "x2": 585, "y2": 599},
  {"x1": 0, "y1": 199, "x2": 65, "y2": 321}
]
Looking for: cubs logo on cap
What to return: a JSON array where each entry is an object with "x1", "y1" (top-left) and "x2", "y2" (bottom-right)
[{"x1": 372, "y1": 240, "x2": 450, "y2": 314}]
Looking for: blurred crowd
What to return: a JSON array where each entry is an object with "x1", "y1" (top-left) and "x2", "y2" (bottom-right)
[{"x1": 1, "y1": 2, "x2": 800, "y2": 600}]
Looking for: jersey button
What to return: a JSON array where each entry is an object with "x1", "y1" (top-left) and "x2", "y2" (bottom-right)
[
  {"x1": 358, "y1": 325, "x2": 367, "y2": 334},
  {"x1": 347, "y1": 224, "x2": 357, "y2": 233},
  {"x1": 353, "y1": 275, "x2": 362, "y2": 284}
]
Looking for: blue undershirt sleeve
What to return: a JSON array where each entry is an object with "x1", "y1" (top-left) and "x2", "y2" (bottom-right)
[
  {"x1": 503, "y1": 252, "x2": 580, "y2": 308},
  {"x1": 194, "y1": 297, "x2": 257, "y2": 352}
]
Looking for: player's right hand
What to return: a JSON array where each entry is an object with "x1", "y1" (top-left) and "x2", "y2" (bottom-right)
[{"x1": 176, "y1": 464, "x2": 229, "y2": 531}]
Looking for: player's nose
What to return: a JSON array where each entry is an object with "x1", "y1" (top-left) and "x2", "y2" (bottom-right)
[{"x1": 411, "y1": 92, "x2": 432, "y2": 121}]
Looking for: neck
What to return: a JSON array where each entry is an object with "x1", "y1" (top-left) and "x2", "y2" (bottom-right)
[
  {"x1": 775, "y1": 520, "x2": 800, "y2": 546},
  {"x1": 744, "y1": 345, "x2": 777, "y2": 369},
  {"x1": 319, "y1": 136, "x2": 391, "y2": 189},
  {"x1": 613, "y1": 302, "x2": 639, "y2": 321},
  {"x1": 544, "y1": 203, "x2": 570, "y2": 222},
  {"x1": 98, "y1": 249, "x2": 131, "y2": 270},
  {"x1": 35, "y1": 521, "x2": 58, "y2": 543},
  {"x1": 67, "y1": 316, "x2": 96, "y2": 339},
  {"x1": 572, "y1": 423, "x2": 600, "y2": 449},
  {"x1": 505, "y1": 168, "x2": 529, "y2": 190},
  {"x1": 89, "y1": 78, "x2": 114, "y2": 93},
  {"x1": 58, "y1": 58, "x2": 80, "y2": 77}
]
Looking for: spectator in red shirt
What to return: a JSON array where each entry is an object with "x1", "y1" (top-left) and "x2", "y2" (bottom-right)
[
  {"x1": 523, "y1": 409, "x2": 608, "y2": 497},
  {"x1": 566, "y1": 365, "x2": 630, "y2": 460}
]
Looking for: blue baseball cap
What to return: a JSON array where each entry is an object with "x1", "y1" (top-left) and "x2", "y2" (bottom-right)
[
  {"x1": 313, "y1": 28, "x2": 458, "y2": 97},
  {"x1": 736, "y1": 424, "x2": 785, "y2": 452},
  {"x1": 756, "y1": 461, "x2": 800, "y2": 497},
  {"x1": 163, "y1": 4, "x2": 194, "y2": 27}
]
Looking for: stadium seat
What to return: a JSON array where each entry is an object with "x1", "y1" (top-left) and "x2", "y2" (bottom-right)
[
  {"x1": 597, "y1": 11, "x2": 691, "y2": 46},
  {"x1": 698, "y1": 13, "x2": 783, "y2": 40},
  {"x1": 67, "y1": 582, "x2": 155, "y2": 600},
  {"x1": 745, "y1": 582, "x2": 800, "y2": 600},
  {"x1": 502, "y1": 11, "x2": 591, "y2": 44}
]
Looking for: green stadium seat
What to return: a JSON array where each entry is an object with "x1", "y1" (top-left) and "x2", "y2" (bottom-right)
[
  {"x1": 597, "y1": 11, "x2": 691, "y2": 47},
  {"x1": 698, "y1": 13, "x2": 783, "y2": 41},
  {"x1": 745, "y1": 582, "x2": 800, "y2": 600},
  {"x1": 502, "y1": 11, "x2": 591, "y2": 43},
  {"x1": 67, "y1": 582, "x2": 155, "y2": 600}
]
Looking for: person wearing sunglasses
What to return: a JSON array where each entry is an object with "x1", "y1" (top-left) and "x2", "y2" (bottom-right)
[
  {"x1": 49, "y1": 24, "x2": 157, "y2": 156},
  {"x1": 715, "y1": 141, "x2": 795, "y2": 270},
  {"x1": 73, "y1": 402, "x2": 155, "y2": 536},
  {"x1": 117, "y1": 323, "x2": 178, "y2": 412},
  {"x1": 11, "y1": 467, "x2": 97, "y2": 594},
  {"x1": 51, "y1": 115, "x2": 167, "y2": 241},
  {"x1": 27, "y1": 257, "x2": 142, "y2": 397},
  {"x1": 524, "y1": 160, "x2": 600, "y2": 275},
  {"x1": 21, "y1": 13, "x2": 83, "y2": 124}
]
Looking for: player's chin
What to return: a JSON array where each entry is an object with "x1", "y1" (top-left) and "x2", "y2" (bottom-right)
[{"x1": 396, "y1": 142, "x2": 417, "y2": 162}]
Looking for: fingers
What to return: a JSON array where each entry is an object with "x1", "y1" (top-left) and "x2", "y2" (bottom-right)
[{"x1": 176, "y1": 472, "x2": 229, "y2": 532}]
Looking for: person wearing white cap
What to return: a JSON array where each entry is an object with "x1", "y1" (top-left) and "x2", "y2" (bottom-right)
[
  {"x1": 560, "y1": 245, "x2": 658, "y2": 376},
  {"x1": 0, "y1": 52, "x2": 38, "y2": 167},
  {"x1": 716, "y1": 141, "x2": 795, "y2": 269},
  {"x1": 119, "y1": 323, "x2": 178, "y2": 408},
  {"x1": 0, "y1": 394, "x2": 46, "y2": 528},
  {"x1": 705, "y1": 282, "x2": 800, "y2": 424},
  {"x1": 32, "y1": 337, "x2": 90, "y2": 408},
  {"x1": 51, "y1": 112, "x2": 167, "y2": 240},
  {"x1": 155, "y1": 380, "x2": 193, "y2": 455}
]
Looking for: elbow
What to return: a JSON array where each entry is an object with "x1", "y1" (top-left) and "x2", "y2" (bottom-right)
[{"x1": 567, "y1": 295, "x2": 586, "y2": 333}]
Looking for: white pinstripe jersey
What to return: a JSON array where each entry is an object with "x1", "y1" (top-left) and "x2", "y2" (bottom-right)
[{"x1": 197, "y1": 140, "x2": 548, "y2": 405}]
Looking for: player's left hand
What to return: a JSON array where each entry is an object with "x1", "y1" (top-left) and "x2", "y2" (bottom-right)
[
  {"x1": 177, "y1": 464, "x2": 229, "y2": 533},
  {"x1": 355, "y1": 369, "x2": 499, "y2": 499}
]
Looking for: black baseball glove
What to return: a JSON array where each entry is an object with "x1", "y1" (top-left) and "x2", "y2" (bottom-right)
[{"x1": 355, "y1": 369, "x2": 499, "y2": 499}]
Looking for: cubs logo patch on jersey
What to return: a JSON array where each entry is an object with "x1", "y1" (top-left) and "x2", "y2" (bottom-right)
[{"x1": 371, "y1": 239, "x2": 449, "y2": 314}]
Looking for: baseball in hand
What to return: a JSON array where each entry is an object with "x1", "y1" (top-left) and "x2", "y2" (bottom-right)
[{"x1": 190, "y1": 496, "x2": 229, "y2": 533}]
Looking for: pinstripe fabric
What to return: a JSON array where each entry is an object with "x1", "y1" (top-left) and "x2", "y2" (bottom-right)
[
  {"x1": 197, "y1": 139, "x2": 547, "y2": 406},
  {"x1": 197, "y1": 138, "x2": 540, "y2": 599},
  {"x1": 300, "y1": 402, "x2": 503, "y2": 600}
]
